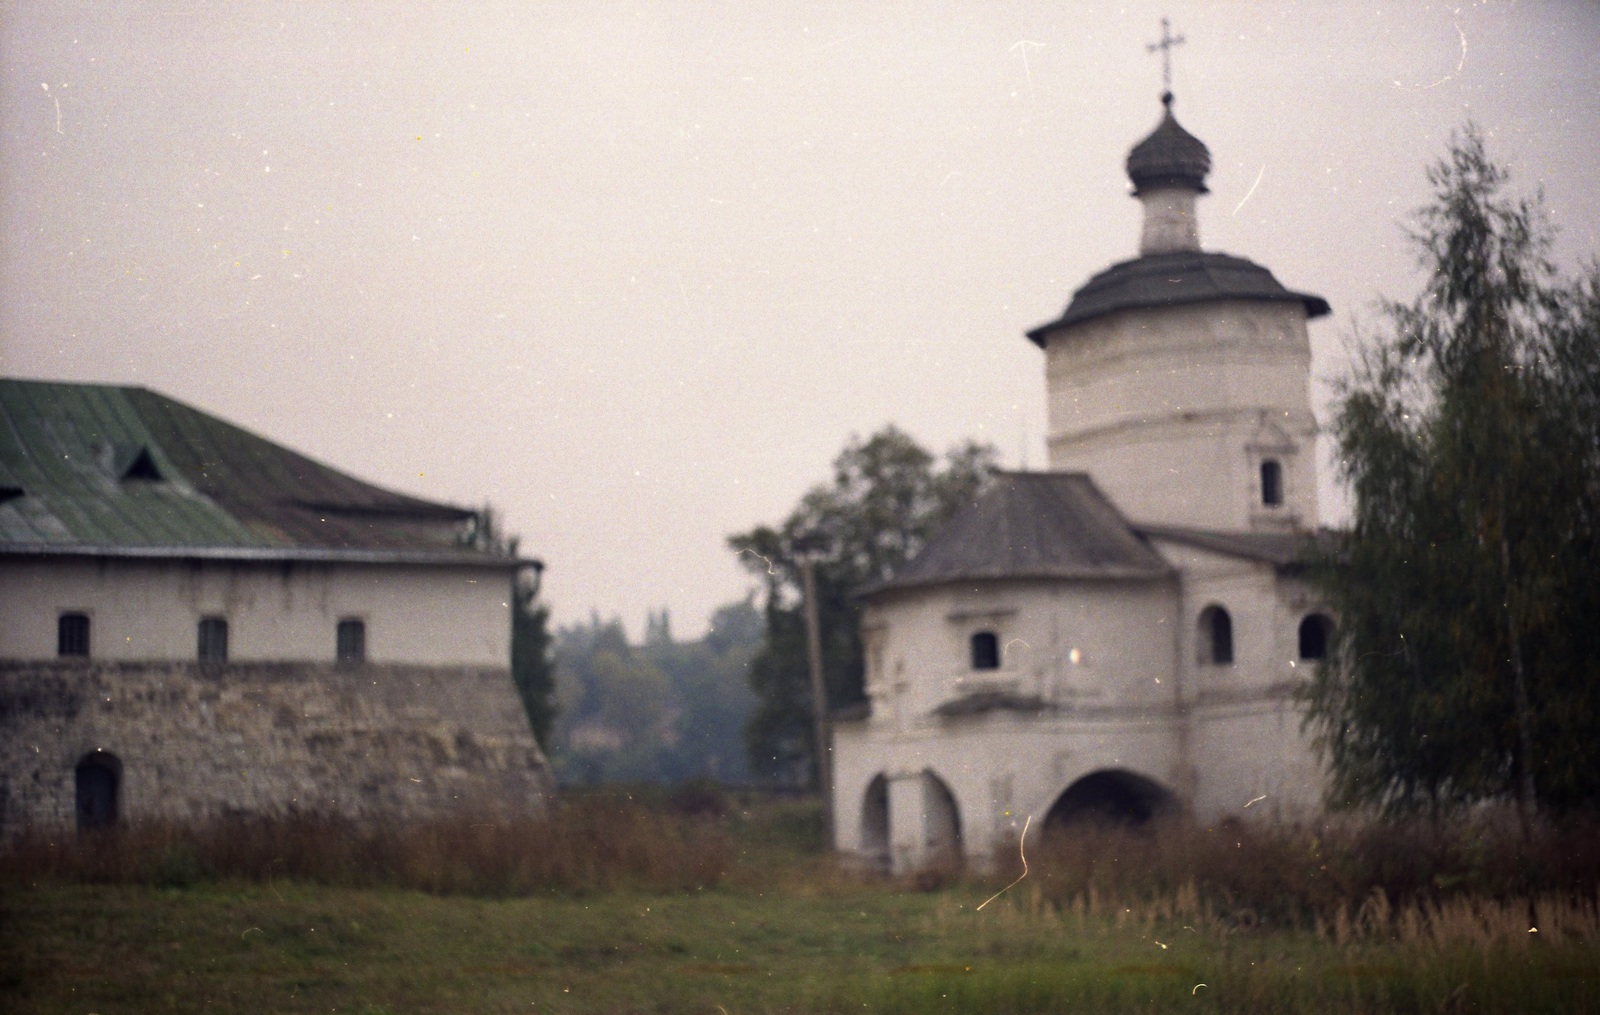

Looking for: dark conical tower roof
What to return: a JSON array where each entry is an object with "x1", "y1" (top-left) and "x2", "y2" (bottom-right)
[{"x1": 1125, "y1": 94, "x2": 1211, "y2": 194}]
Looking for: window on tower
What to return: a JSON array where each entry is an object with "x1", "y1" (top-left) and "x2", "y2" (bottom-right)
[
  {"x1": 1197, "y1": 606, "x2": 1233, "y2": 665},
  {"x1": 1298, "y1": 614, "x2": 1333, "y2": 661},
  {"x1": 970, "y1": 631, "x2": 1000, "y2": 670},
  {"x1": 1260, "y1": 460, "x2": 1283, "y2": 507}
]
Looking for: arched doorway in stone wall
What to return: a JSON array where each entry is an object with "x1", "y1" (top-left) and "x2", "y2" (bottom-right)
[
  {"x1": 75, "y1": 751, "x2": 122, "y2": 831},
  {"x1": 1042, "y1": 769, "x2": 1175, "y2": 833},
  {"x1": 861, "y1": 774, "x2": 890, "y2": 872}
]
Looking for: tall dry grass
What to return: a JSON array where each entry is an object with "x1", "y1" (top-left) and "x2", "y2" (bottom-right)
[
  {"x1": 0, "y1": 793, "x2": 730, "y2": 896},
  {"x1": 1003, "y1": 814, "x2": 1600, "y2": 937}
]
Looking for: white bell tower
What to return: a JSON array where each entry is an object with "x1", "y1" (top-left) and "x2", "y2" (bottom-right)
[{"x1": 1026, "y1": 88, "x2": 1328, "y2": 533}]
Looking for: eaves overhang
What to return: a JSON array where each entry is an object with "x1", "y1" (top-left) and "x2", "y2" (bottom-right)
[{"x1": 0, "y1": 542, "x2": 537, "y2": 569}]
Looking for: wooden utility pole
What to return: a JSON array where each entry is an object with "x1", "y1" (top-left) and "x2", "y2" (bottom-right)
[{"x1": 797, "y1": 554, "x2": 833, "y2": 843}]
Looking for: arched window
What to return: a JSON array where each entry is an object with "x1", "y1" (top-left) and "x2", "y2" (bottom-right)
[
  {"x1": 1197, "y1": 605, "x2": 1234, "y2": 665},
  {"x1": 336, "y1": 618, "x2": 366, "y2": 664},
  {"x1": 970, "y1": 631, "x2": 1000, "y2": 670},
  {"x1": 1298, "y1": 613, "x2": 1333, "y2": 660},
  {"x1": 58, "y1": 612, "x2": 90, "y2": 657},
  {"x1": 75, "y1": 751, "x2": 121, "y2": 831},
  {"x1": 197, "y1": 616, "x2": 229, "y2": 663},
  {"x1": 1260, "y1": 459, "x2": 1283, "y2": 507}
]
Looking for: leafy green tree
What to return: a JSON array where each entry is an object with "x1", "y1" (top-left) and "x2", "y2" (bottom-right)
[
  {"x1": 1307, "y1": 128, "x2": 1600, "y2": 820},
  {"x1": 729, "y1": 425, "x2": 997, "y2": 786},
  {"x1": 510, "y1": 566, "x2": 557, "y2": 750},
  {"x1": 468, "y1": 504, "x2": 557, "y2": 752}
]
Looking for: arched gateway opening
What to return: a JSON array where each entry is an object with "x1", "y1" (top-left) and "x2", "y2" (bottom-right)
[
  {"x1": 858, "y1": 770, "x2": 963, "y2": 872},
  {"x1": 1043, "y1": 769, "x2": 1176, "y2": 832}
]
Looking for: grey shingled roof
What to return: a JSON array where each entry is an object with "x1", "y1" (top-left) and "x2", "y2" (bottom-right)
[
  {"x1": 868, "y1": 471, "x2": 1171, "y2": 595},
  {"x1": 1027, "y1": 250, "x2": 1331, "y2": 346},
  {"x1": 0, "y1": 378, "x2": 522, "y2": 566}
]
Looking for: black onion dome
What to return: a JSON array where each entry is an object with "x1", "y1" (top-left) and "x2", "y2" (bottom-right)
[{"x1": 1125, "y1": 100, "x2": 1211, "y2": 195}]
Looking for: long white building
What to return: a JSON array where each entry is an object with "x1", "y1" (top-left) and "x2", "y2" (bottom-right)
[{"x1": 0, "y1": 379, "x2": 551, "y2": 834}]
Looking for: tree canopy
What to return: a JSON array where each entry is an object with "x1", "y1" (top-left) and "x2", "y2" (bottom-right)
[
  {"x1": 728, "y1": 425, "x2": 996, "y2": 786},
  {"x1": 548, "y1": 600, "x2": 763, "y2": 785},
  {"x1": 1307, "y1": 128, "x2": 1600, "y2": 819}
]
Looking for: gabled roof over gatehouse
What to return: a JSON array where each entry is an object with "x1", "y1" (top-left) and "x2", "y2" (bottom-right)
[{"x1": 868, "y1": 471, "x2": 1172, "y2": 594}]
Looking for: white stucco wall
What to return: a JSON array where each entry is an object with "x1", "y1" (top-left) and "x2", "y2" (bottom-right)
[
  {"x1": 0, "y1": 556, "x2": 513, "y2": 666},
  {"x1": 863, "y1": 578, "x2": 1181, "y2": 723},
  {"x1": 835, "y1": 547, "x2": 1329, "y2": 871},
  {"x1": 1043, "y1": 300, "x2": 1318, "y2": 531}
]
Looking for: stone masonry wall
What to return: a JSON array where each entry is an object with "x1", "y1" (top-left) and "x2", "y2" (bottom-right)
[{"x1": 0, "y1": 660, "x2": 553, "y2": 835}]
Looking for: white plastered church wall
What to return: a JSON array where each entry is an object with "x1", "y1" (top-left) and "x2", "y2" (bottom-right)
[{"x1": 1043, "y1": 300, "x2": 1316, "y2": 531}]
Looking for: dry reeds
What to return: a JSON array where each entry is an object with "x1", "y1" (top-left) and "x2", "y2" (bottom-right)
[
  {"x1": 0, "y1": 794, "x2": 731, "y2": 896},
  {"x1": 1004, "y1": 813, "x2": 1600, "y2": 937}
]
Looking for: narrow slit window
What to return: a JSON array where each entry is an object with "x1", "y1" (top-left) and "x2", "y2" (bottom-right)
[
  {"x1": 197, "y1": 616, "x2": 229, "y2": 663},
  {"x1": 336, "y1": 618, "x2": 366, "y2": 664},
  {"x1": 1260, "y1": 459, "x2": 1283, "y2": 507},
  {"x1": 58, "y1": 613, "x2": 91, "y2": 657}
]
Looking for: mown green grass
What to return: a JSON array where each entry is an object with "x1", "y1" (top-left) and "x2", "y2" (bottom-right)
[{"x1": 4, "y1": 878, "x2": 1597, "y2": 1013}]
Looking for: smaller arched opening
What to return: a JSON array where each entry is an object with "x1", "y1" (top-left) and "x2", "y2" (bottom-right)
[
  {"x1": 970, "y1": 631, "x2": 1000, "y2": 670},
  {"x1": 1043, "y1": 769, "x2": 1176, "y2": 833},
  {"x1": 75, "y1": 751, "x2": 122, "y2": 831},
  {"x1": 1197, "y1": 605, "x2": 1234, "y2": 665},
  {"x1": 1260, "y1": 459, "x2": 1283, "y2": 507},
  {"x1": 861, "y1": 774, "x2": 890, "y2": 872},
  {"x1": 1298, "y1": 613, "x2": 1333, "y2": 661}
]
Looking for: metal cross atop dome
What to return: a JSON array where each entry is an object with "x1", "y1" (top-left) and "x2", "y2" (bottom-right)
[{"x1": 1146, "y1": 17, "x2": 1185, "y2": 105}]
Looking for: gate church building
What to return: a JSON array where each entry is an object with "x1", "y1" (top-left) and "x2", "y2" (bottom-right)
[{"x1": 832, "y1": 92, "x2": 1335, "y2": 873}]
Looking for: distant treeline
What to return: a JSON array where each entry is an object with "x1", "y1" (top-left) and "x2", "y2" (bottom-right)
[{"x1": 548, "y1": 599, "x2": 762, "y2": 785}]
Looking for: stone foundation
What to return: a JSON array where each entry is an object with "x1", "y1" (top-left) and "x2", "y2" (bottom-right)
[{"x1": 0, "y1": 660, "x2": 553, "y2": 835}]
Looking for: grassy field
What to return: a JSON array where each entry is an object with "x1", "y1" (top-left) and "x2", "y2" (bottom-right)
[{"x1": 3, "y1": 795, "x2": 1598, "y2": 1013}]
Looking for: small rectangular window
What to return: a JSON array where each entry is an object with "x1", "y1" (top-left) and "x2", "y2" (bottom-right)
[
  {"x1": 58, "y1": 613, "x2": 91, "y2": 657},
  {"x1": 336, "y1": 618, "x2": 366, "y2": 664},
  {"x1": 198, "y1": 616, "x2": 229, "y2": 663}
]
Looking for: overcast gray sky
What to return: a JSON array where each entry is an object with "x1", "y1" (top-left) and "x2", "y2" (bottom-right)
[{"x1": 4, "y1": 1, "x2": 1597, "y2": 638}]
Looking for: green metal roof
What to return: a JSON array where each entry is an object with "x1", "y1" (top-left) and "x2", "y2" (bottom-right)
[{"x1": 0, "y1": 378, "x2": 518, "y2": 566}]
